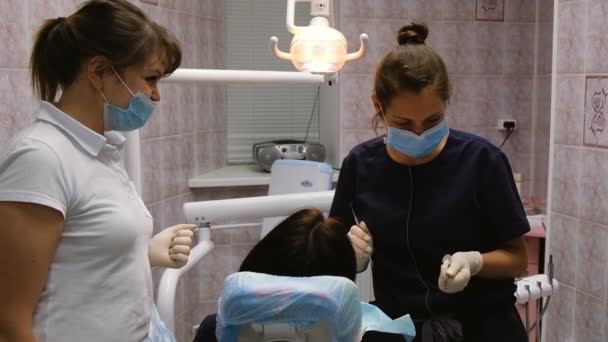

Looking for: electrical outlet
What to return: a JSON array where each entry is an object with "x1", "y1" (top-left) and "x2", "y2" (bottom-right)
[
  {"x1": 311, "y1": 0, "x2": 331, "y2": 16},
  {"x1": 497, "y1": 119, "x2": 517, "y2": 131}
]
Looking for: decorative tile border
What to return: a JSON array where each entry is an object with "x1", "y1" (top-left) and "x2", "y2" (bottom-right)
[
  {"x1": 584, "y1": 76, "x2": 608, "y2": 148},
  {"x1": 476, "y1": 0, "x2": 505, "y2": 21}
]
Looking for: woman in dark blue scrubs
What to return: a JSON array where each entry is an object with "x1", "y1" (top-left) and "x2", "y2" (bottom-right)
[{"x1": 331, "y1": 21, "x2": 530, "y2": 342}]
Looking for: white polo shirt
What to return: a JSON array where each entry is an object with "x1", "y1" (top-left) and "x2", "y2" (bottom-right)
[{"x1": 0, "y1": 102, "x2": 154, "y2": 341}]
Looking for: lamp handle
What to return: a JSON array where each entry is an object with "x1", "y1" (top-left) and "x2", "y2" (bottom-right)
[
  {"x1": 270, "y1": 36, "x2": 292, "y2": 61},
  {"x1": 346, "y1": 33, "x2": 369, "y2": 61}
]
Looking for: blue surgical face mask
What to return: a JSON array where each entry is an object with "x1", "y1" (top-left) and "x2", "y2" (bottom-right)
[
  {"x1": 383, "y1": 109, "x2": 449, "y2": 158},
  {"x1": 100, "y1": 67, "x2": 156, "y2": 132}
]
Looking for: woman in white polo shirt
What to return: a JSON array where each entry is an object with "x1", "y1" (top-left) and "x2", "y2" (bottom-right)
[{"x1": 0, "y1": 1, "x2": 195, "y2": 341}]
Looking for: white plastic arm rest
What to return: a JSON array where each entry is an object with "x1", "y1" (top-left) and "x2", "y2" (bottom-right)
[{"x1": 157, "y1": 236, "x2": 215, "y2": 334}]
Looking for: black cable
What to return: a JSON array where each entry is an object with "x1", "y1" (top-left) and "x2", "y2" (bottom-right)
[
  {"x1": 499, "y1": 128, "x2": 514, "y2": 149},
  {"x1": 303, "y1": 85, "x2": 321, "y2": 142},
  {"x1": 405, "y1": 166, "x2": 435, "y2": 315}
]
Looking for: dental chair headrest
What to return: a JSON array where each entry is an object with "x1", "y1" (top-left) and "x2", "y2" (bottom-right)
[{"x1": 216, "y1": 272, "x2": 362, "y2": 342}]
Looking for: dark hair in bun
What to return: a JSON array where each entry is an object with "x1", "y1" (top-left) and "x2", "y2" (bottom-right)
[{"x1": 397, "y1": 21, "x2": 428, "y2": 45}]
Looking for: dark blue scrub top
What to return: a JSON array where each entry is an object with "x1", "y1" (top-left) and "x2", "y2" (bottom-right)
[{"x1": 330, "y1": 129, "x2": 530, "y2": 319}]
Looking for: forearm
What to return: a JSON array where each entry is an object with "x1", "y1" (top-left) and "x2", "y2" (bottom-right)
[
  {"x1": 476, "y1": 239, "x2": 528, "y2": 279},
  {"x1": 0, "y1": 317, "x2": 35, "y2": 342}
]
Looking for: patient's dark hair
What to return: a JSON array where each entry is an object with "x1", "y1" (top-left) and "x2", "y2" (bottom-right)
[{"x1": 239, "y1": 208, "x2": 356, "y2": 281}]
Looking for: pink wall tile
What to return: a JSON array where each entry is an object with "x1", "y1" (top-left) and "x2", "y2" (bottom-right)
[
  {"x1": 341, "y1": 0, "x2": 375, "y2": 19},
  {"x1": 145, "y1": 202, "x2": 165, "y2": 238},
  {"x1": 210, "y1": 86, "x2": 227, "y2": 131},
  {"x1": 230, "y1": 243, "x2": 257, "y2": 271},
  {"x1": 161, "y1": 136, "x2": 186, "y2": 198},
  {"x1": 175, "y1": 0, "x2": 197, "y2": 14},
  {"x1": 472, "y1": 23, "x2": 504, "y2": 74},
  {"x1": 551, "y1": 145, "x2": 581, "y2": 217},
  {"x1": 579, "y1": 149, "x2": 608, "y2": 226},
  {"x1": 501, "y1": 129, "x2": 532, "y2": 157},
  {"x1": 27, "y1": 1, "x2": 81, "y2": 48},
  {"x1": 503, "y1": 76, "x2": 534, "y2": 128},
  {"x1": 443, "y1": 0, "x2": 475, "y2": 20},
  {"x1": 574, "y1": 291, "x2": 604, "y2": 342},
  {"x1": 375, "y1": 20, "x2": 405, "y2": 58},
  {"x1": 340, "y1": 18, "x2": 380, "y2": 74},
  {"x1": 441, "y1": 22, "x2": 475, "y2": 74},
  {"x1": 605, "y1": 300, "x2": 608, "y2": 342},
  {"x1": 192, "y1": 1, "x2": 208, "y2": 19},
  {"x1": 555, "y1": 75, "x2": 584, "y2": 146},
  {"x1": 178, "y1": 84, "x2": 196, "y2": 135},
  {"x1": 157, "y1": 0, "x2": 177, "y2": 11},
  {"x1": 194, "y1": 244, "x2": 234, "y2": 301},
  {"x1": 556, "y1": 1, "x2": 586, "y2": 74},
  {"x1": 449, "y1": 75, "x2": 504, "y2": 128},
  {"x1": 544, "y1": 285, "x2": 575, "y2": 342},
  {"x1": 0, "y1": 1, "x2": 27, "y2": 69},
  {"x1": 340, "y1": 74, "x2": 374, "y2": 130},
  {"x1": 140, "y1": 100, "x2": 163, "y2": 139},
  {"x1": 549, "y1": 213, "x2": 577, "y2": 287},
  {"x1": 141, "y1": 138, "x2": 164, "y2": 204},
  {"x1": 174, "y1": 310, "x2": 193, "y2": 342},
  {"x1": 194, "y1": 85, "x2": 211, "y2": 132},
  {"x1": 209, "y1": 131, "x2": 226, "y2": 170},
  {"x1": 585, "y1": 1, "x2": 608, "y2": 74},
  {"x1": 160, "y1": 83, "x2": 181, "y2": 136},
  {"x1": 538, "y1": 0, "x2": 555, "y2": 23},
  {"x1": 211, "y1": 229, "x2": 232, "y2": 246},
  {"x1": 409, "y1": 0, "x2": 444, "y2": 21},
  {"x1": 374, "y1": 0, "x2": 409, "y2": 19},
  {"x1": 160, "y1": 193, "x2": 194, "y2": 229},
  {"x1": 575, "y1": 220, "x2": 608, "y2": 298},
  {"x1": 191, "y1": 301, "x2": 219, "y2": 328},
  {"x1": 503, "y1": 23, "x2": 535, "y2": 75},
  {"x1": 195, "y1": 131, "x2": 213, "y2": 176},
  {"x1": 538, "y1": 21, "x2": 554, "y2": 76},
  {"x1": 0, "y1": 70, "x2": 35, "y2": 145},
  {"x1": 230, "y1": 226, "x2": 262, "y2": 245},
  {"x1": 168, "y1": 133, "x2": 194, "y2": 196},
  {"x1": 504, "y1": 0, "x2": 537, "y2": 22}
]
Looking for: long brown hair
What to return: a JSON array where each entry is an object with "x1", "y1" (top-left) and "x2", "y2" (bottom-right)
[
  {"x1": 372, "y1": 21, "x2": 451, "y2": 132},
  {"x1": 30, "y1": 0, "x2": 181, "y2": 102}
]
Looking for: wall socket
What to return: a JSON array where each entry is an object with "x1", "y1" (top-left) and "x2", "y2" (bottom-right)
[
  {"x1": 311, "y1": 0, "x2": 331, "y2": 16},
  {"x1": 497, "y1": 119, "x2": 517, "y2": 131}
]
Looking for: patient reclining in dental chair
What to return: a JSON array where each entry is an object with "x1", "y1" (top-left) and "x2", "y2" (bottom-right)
[{"x1": 193, "y1": 208, "x2": 414, "y2": 342}]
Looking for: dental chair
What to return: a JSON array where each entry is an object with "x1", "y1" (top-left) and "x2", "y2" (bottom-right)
[
  {"x1": 215, "y1": 272, "x2": 415, "y2": 342},
  {"x1": 216, "y1": 272, "x2": 362, "y2": 342},
  {"x1": 158, "y1": 180, "x2": 554, "y2": 340}
]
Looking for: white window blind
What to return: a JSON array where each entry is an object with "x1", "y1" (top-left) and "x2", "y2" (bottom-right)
[{"x1": 226, "y1": 0, "x2": 320, "y2": 164}]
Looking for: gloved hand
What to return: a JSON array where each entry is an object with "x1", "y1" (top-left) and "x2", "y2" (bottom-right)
[
  {"x1": 348, "y1": 221, "x2": 373, "y2": 272},
  {"x1": 148, "y1": 224, "x2": 197, "y2": 268},
  {"x1": 438, "y1": 251, "x2": 483, "y2": 293}
]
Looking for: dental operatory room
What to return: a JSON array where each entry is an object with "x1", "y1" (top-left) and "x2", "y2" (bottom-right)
[{"x1": 2, "y1": 0, "x2": 606, "y2": 341}]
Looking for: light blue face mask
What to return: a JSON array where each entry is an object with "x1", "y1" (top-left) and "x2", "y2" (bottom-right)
[
  {"x1": 383, "y1": 110, "x2": 449, "y2": 158},
  {"x1": 101, "y1": 67, "x2": 156, "y2": 132}
]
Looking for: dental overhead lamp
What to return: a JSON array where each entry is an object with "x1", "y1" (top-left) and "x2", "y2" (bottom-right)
[{"x1": 270, "y1": 0, "x2": 368, "y2": 74}]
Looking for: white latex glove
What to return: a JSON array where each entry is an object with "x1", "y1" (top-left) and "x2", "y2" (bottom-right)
[
  {"x1": 348, "y1": 221, "x2": 373, "y2": 273},
  {"x1": 438, "y1": 251, "x2": 483, "y2": 294},
  {"x1": 148, "y1": 224, "x2": 197, "y2": 268}
]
